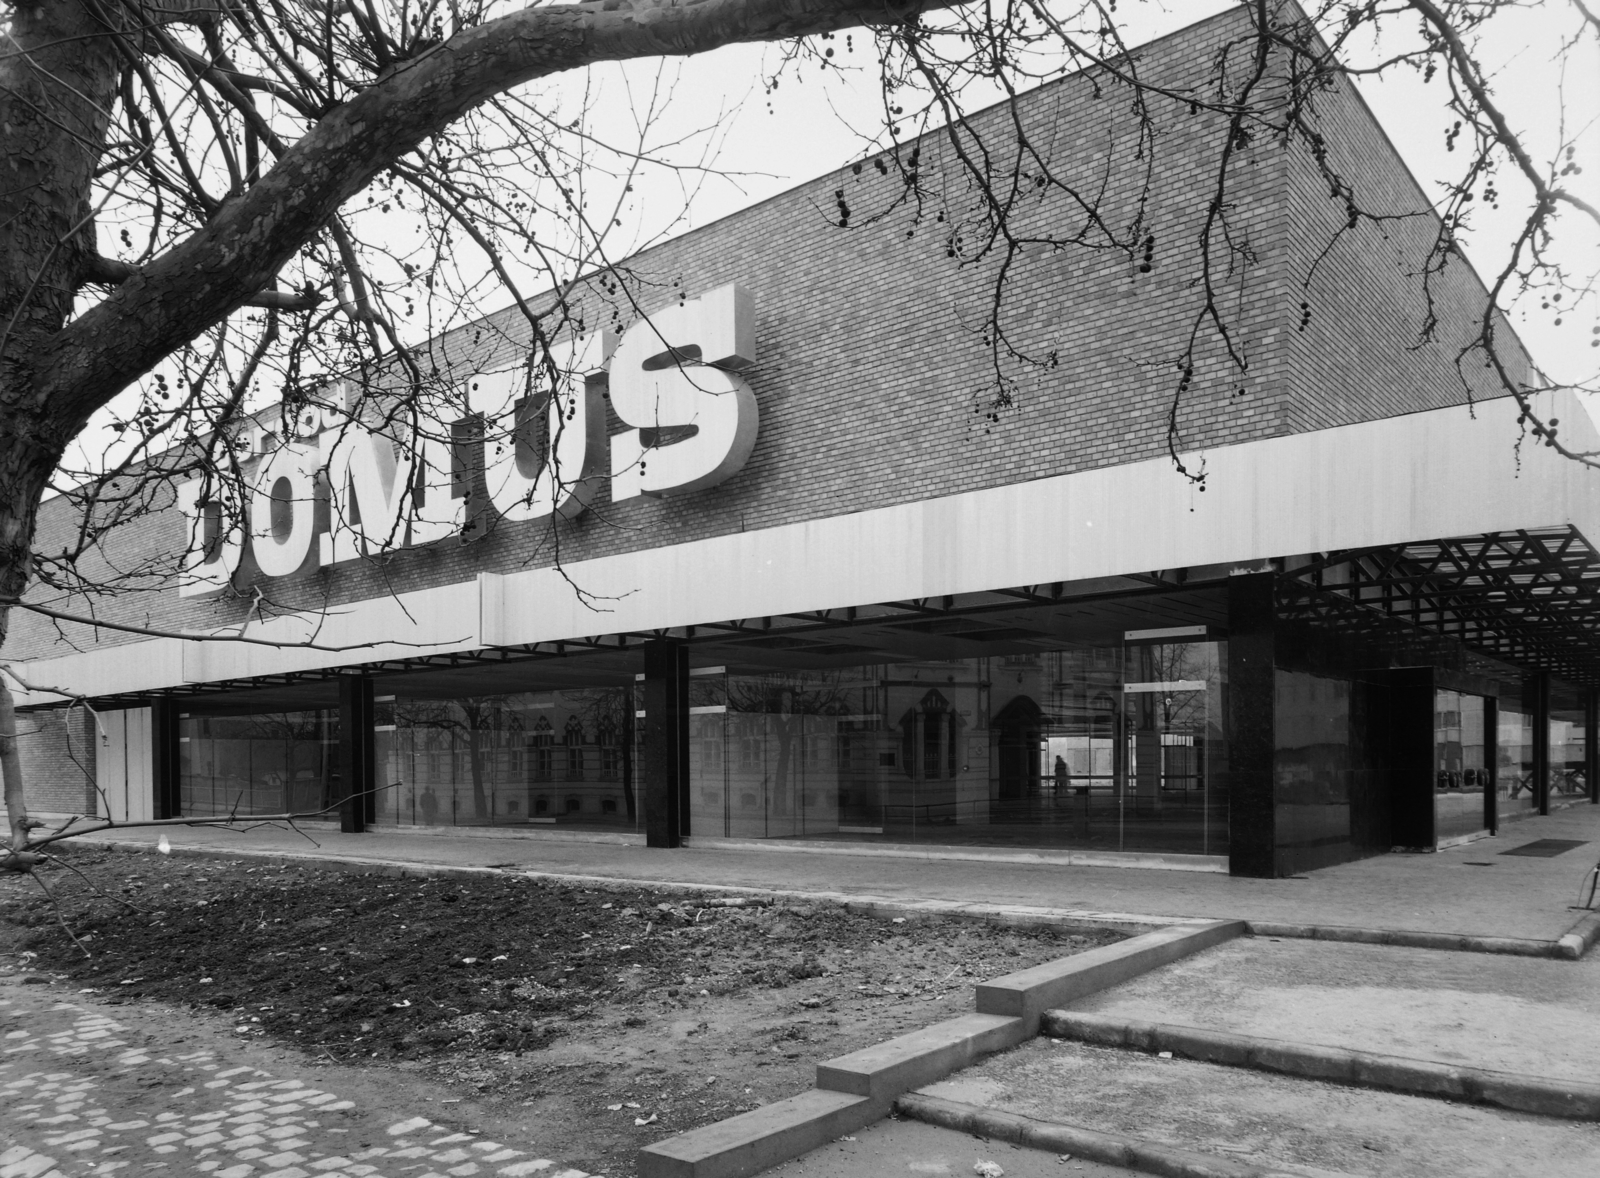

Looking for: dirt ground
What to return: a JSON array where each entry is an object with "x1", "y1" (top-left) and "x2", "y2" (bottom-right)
[{"x1": 0, "y1": 845, "x2": 1121, "y2": 1176}]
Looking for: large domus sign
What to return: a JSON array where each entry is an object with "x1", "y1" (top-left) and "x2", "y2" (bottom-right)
[{"x1": 177, "y1": 285, "x2": 758, "y2": 597}]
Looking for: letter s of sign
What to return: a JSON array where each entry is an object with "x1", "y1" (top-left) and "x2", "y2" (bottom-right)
[{"x1": 608, "y1": 284, "x2": 757, "y2": 500}]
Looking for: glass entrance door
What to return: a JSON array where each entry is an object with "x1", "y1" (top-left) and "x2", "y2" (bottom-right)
[
  {"x1": 1434, "y1": 690, "x2": 1490, "y2": 842},
  {"x1": 1120, "y1": 646, "x2": 1222, "y2": 855}
]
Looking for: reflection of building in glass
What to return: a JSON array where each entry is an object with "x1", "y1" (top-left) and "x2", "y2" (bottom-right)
[{"x1": 179, "y1": 710, "x2": 337, "y2": 818}]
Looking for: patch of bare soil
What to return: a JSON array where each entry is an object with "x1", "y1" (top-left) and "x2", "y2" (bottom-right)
[{"x1": 0, "y1": 846, "x2": 1121, "y2": 1175}]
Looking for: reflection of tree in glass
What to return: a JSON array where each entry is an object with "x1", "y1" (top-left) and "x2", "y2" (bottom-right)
[
  {"x1": 577, "y1": 688, "x2": 634, "y2": 820},
  {"x1": 727, "y1": 674, "x2": 853, "y2": 820},
  {"x1": 236, "y1": 711, "x2": 335, "y2": 815},
  {"x1": 1128, "y1": 643, "x2": 1210, "y2": 731},
  {"x1": 399, "y1": 698, "x2": 511, "y2": 821}
]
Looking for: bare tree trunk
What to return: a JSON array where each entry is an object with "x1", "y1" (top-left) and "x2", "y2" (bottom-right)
[
  {"x1": 0, "y1": 457, "x2": 56, "y2": 870},
  {"x1": 0, "y1": 1, "x2": 121, "y2": 871},
  {"x1": 0, "y1": 671, "x2": 37, "y2": 869},
  {"x1": 1, "y1": 2, "x2": 120, "y2": 417}
]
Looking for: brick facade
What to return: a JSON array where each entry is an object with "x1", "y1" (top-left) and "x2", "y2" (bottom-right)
[
  {"x1": 6, "y1": 5, "x2": 1530, "y2": 672},
  {"x1": 10, "y1": 704, "x2": 96, "y2": 816}
]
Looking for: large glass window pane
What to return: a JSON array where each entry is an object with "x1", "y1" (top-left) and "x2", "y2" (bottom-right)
[
  {"x1": 179, "y1": 710, "x2": 338, "y2": 818},
  {"x1": 1434, "y1": 690, "x2": 1489, "y2": 842},
  {"x1": 1497, "y1": 704, "x2": 1537, "y2": 821},
  {"x1": 693, "y1": 644, "x2": 1228, "y2": 857},
  {"x1": 717, "y1": 666, "x2": 899, "y2": 840},
  {"x1": 1120, "y1": 641, "x2": 1228, "y2": 857},
  {"x1": 375, "y1": 685, "x2": 636, "y2": 831},
  {"x1": 1549, "y1": 681, "x2": 1589, "y2": 809}
]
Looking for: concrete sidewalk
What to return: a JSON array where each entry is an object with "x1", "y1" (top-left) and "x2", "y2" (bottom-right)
[{"x1": 69, "y1": 803, "x2": 1600, "y2": 944}]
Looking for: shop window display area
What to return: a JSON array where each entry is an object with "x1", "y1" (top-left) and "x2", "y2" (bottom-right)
[
  {"x1": 164, "y1": 573, "x2": 1593, "y2": 874},
  {"x1": 173, "y1": 641, "x2": 1232, "y2": 856},
  {"x1": 687, "y1": 642, "x2": 1229, "y2": 858}
]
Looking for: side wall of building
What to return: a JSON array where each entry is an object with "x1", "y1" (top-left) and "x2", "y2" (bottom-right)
[{"x1": 10, "y1": 704, "x2": 97, "y2": 817}]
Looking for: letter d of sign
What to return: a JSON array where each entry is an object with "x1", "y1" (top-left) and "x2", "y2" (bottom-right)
[{"x1": 609, "y1": 284, "x2": 757, "y2": 500}]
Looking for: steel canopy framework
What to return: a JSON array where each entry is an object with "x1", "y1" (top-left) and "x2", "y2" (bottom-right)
[{"x1": 1279, "y1": 527, "x2": 1600, "y2": 687}]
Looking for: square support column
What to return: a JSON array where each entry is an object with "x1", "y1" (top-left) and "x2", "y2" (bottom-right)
[
  {"x1": 1587, "y1": 688, "x2": 1599, "y2": 805},
  {"x1": 338, "y1": 674, "x2": 375, "y2": 833},
  {"x1": 1227, "y1": 572, "x2": 1276, "y2": 878},
  {"x1": 1485, "y1": 695, "x2": 1500, "y2": 833},
  {"x1": 150, "y1": 698, "x2": 181, "y2": 820},
  {"x1": 1530, "y1": 672, "x2": 1550, "y2": 816},
  {"x1": 641, "y1": 639, "x2": 690, "y2": 848},
  {"x1": 1388, "y1": 667, "x2": 1437, "y2": 849}
]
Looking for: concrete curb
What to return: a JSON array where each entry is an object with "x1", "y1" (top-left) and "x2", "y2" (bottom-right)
[
  {"x1": 893, "y1": 1093, "x2": 1319, "y2": 1178},
  {"x1": 1555, "y1": 910, "x2": 1600, "y2": 960},
  {"x1": 816, "y1": 1013, "x2": 1028, "y2": 1102},
  {"x1": 978, "y1": 921, "x2": 1247, "y2": 1032},
  {"x1": 636, "y1": 1090, "x2": 884, "y2": 1178},
  {"x1": 74, "y1": 837, "x2": 1199, "y2": 935},
  {"x1": 638, "y1": 922, "x2": 1244, "y2": 1178},
  {"x1": 683, "y1": 835, "x2": 1230, "y2": 874},
  {"x1": 1042, "y1": 1010, "x2": 1600, "y2": 1121},
  {"x1": 1246, "y1": 920, "x2": 1571, "y2": 958}
]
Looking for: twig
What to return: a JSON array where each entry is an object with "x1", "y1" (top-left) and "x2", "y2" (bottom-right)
[
  {"x1": 37, "y1": 852, "x2": 145, "y2": 915},
  {"x1": 30, "y1": 872, "x2": 92, "y2": 959}
]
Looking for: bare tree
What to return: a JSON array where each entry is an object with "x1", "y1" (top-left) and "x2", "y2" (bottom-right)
[{"x1": 3, "y1": 0, "x2": 1596, "y2": 871}]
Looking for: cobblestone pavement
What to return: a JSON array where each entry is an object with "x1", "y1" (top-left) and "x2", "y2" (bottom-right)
[{"x1": 0, "y1": 979, "x2": 598, "y2": 1178}]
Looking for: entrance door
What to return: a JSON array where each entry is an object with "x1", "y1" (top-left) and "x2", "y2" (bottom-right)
[
  {"x1": 1434, "y1": 689, "x2": 1491, "y2": 843},
  {"x1": 1120, "y1": 677, "x2": 1214, "y2": 854}
]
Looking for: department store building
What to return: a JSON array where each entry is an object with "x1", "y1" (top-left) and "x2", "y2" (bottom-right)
[{"x1": 9, "y1": 8, "x2": 1597, "y2": 878}]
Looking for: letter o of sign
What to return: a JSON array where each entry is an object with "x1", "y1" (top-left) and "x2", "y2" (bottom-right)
[{"x1": 250, "y1": 444, "x2": 321, "y2": 578}]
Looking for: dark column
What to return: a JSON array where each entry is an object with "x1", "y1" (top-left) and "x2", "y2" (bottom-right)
[
  {"x1": 641, "y1": 639, "x2": 690, "y2": 848},
  {"x1": 337, "y1": 674, "x2": 375, "y2": 833},
  {"x1": 150, "y1": 698, "x2": 181, "y2": 819},
  {"x1": 1227, "y1": 573, "x2": 1277, "y2": 878},
  {"x1": 1485, "y1": 695, "x2": 1500, "y2": 834},
  {"x1": 1388, "y1": 668, "x2": 1436, "y2": 849},
  {"x1": 1530, "y1": 672, "x2": 1550, "y2": 816},
  {"x1": 1587, "y1": 688, "x2": 1599, "y2": 805}
]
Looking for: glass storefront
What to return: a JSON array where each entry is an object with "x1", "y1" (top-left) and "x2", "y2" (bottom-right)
[
  {"x1": 687, "y1": 642, "x2": 1229, "y2": 857},
  {"x1": 179, "y1": 709, "x2": 339, "y2": 818},
  {"x1": 165, "y1": 635, "x2": 1591, "y2": 861},
  {"x1": 1549, "y1": 680, "x2": 1589, "y2": 810},
  {"x1": 1433, "y1": 690, "x2": 1489, "y2": 842},
  {"x1": 374, "y1": 687, "x2": 637, "y2": 830}
]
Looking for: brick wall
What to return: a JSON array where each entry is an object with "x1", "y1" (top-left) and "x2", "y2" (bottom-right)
[
  {"x1": 4, "y1": 5, "x2": 1528, "y2": 673},
  {"x1": 9, "y1": 705, "x2": 96, "y2": 816},
  {"x1": 1283, "y1": 64, "x2": 1533, "y2": 427}
]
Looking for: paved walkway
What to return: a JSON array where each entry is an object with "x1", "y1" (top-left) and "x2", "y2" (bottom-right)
[
  {"x1": 75, "y1": 804, "x2": 1600, "y2": 943},
  {"x1": 0, "y1": 975, "x2": 596, "y2": 1178},
  {"x1": 1070, "y1": 934, "x2": 1600, "y2": 1082}
]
